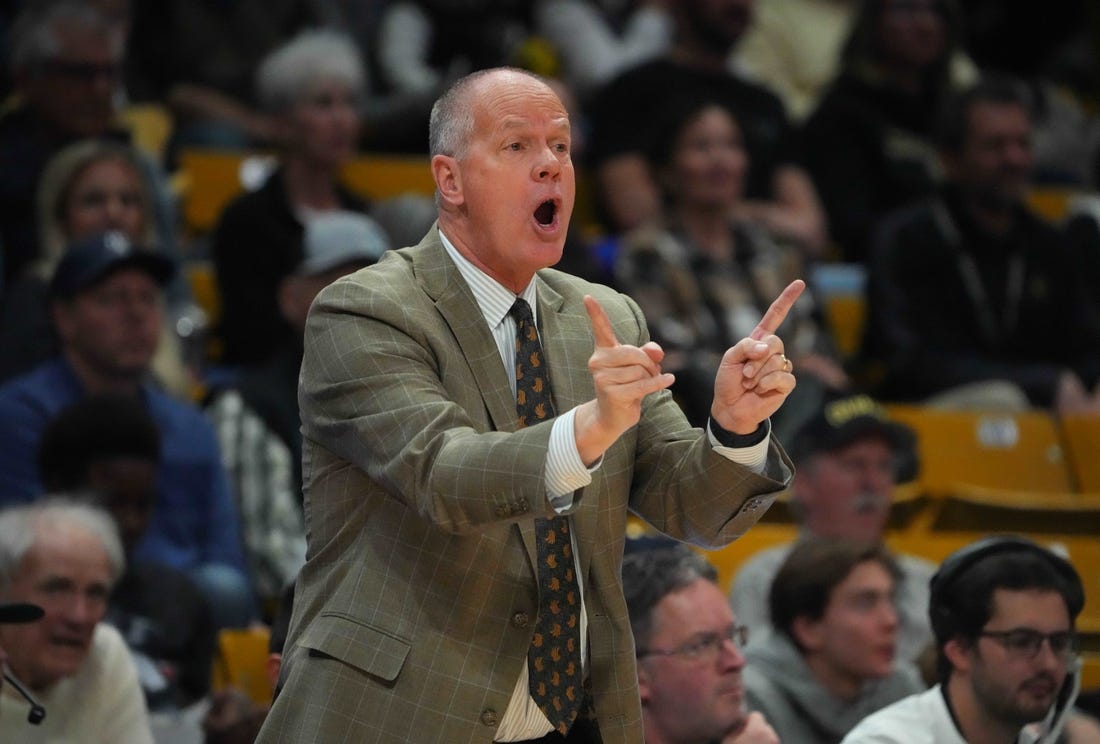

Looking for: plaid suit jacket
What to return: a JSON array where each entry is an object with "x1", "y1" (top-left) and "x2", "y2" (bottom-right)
[{"x1": 256, "y1": 227, "x2": 793, "y2": 743}]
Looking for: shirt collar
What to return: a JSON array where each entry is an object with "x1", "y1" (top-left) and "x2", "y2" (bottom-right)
[{"x1": 439, "y1": 229, "x2": 538, "y2": 329}]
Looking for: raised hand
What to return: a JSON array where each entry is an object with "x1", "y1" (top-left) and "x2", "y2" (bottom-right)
[
  {"x1": 724, "y1": 711, "x2": 780, "y2": 744},
  {"x1": 711, "y1": 280, "x2": 805, "y2": 434},
  {"x1": 572, "y1": 295, "x2": 675, "y2": 465}
]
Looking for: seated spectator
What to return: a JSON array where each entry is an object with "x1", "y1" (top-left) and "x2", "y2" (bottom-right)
[
  {"x1": 0, "y1": 1, "x2": 127, "y2": 285},
  {"x1": 0, "y1": 139, "x2": 192, "y2": 395},
  {"x1": 210, "y1": 29, "x2": 384, "y2": 366},
  {"x1": 622, "y1": 544, "x2": 779, "y2": 744},
  {"x1": 37, "y1": 394, "x2": 218, "y2": 714},
  {"x1": 861, "y1": 76, "x2": 1100, "y2": 413},
  {"x1": 843, "y1": 536, "x2": 1096, "y2": 743},
  {"x1": 615, "y1": 96, "x2": 848, "y2": 435},
  {"x1": 0, "y1": 1, "x2": 179, "y2": 289},
  {"x1": 799, "y1": 0, "x2": 977, "y2": 263},
  {"x1": 584, "y1": 0, "x2": 827, "y2": 254},
  {"x1": 206, "y1": 211, "x2": 388, "y2": 608},
  {"x1": 0, "y1": 499, "x2": 153, "y2": 743},
  {"x1": 0, "y1": 232, "x2": 253, "y2": 629},
  {"x1": 124, "y1": 0, "x2": 319, "y2": 154},
  {"x1": 743, "y1": 537, "x2": 924, "y2": 742},
  {"x1": 535, "y1": 0, "x2": 672, "y2": 104},
  {"x1": 730, "y1": 392, "x2": 934, "y2": 664}
]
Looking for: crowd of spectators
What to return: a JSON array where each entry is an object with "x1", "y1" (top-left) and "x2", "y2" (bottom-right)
[{"x1": 1, "y1": 0, "x2": 1099, "y2": 741}]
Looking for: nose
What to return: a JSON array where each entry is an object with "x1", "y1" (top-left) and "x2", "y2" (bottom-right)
[
  {"x1": 62, "y1": 593, "x2": 100, "y2": 627},
  {"x1": 533, "y1": 145, "x2": 562, "y2": 181},
  {"x1": 719, "y1": 638, "x2": 746, "y2": 671}
]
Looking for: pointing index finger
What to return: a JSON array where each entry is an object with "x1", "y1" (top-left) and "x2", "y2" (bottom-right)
[
  {"x1": 751, "y1": 279, "x2": 805, "y2": 341},
  {"x1": 584, "y1": 295, "x2": 620, "y2": 348}
]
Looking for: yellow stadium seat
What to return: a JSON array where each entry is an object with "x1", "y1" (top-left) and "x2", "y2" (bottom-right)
[
  {"x1": 174, "y1": 148, "x2": 437, "y2": 237},
  {"x1": 211, "y1": 627, "x2": 272, "y2": 706},
  {"x1": 885, "y1": 405, "x2": 1074, "y2": 497},
  {"x1": 116, "y1": 103, "x2": 174, "y2": 163},
  {"x1": 1059, "y1": 414, "x2": 1100, "y2": 492}
]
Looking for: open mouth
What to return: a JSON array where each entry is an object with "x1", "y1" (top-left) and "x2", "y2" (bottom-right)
[{"x1": 534, "y1": 200, "x2": 556, "y2": 227}]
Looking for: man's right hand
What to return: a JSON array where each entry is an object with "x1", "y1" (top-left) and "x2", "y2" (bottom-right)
[{"x1": 573, "y1": 295, "x2": 675, "y2": 465}]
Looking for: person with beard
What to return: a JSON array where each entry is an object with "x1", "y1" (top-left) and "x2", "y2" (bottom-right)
[
  {"x1": 843, "y1": 536, "x2": 1095, "y2": 743},
  {"x1": 729, "y1": 392, "x2": 934, "y2": 664},
  {"x1": 742, "y1": 538, "x2": 923, "y2": 743},
  {"x1": 861, "y1": 75, "x2": 1100, "y2": 413},
  {"x1": 623, "y1": 544, "x2": 779, "y2": 744}
]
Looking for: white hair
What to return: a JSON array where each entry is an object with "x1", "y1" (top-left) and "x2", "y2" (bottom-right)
[
  {"x1": 0, "y1": 497, "x2": 125, "y2": 594},
  {"x1": 256, "y1": 29, "x2": 365, "y2": 114}
]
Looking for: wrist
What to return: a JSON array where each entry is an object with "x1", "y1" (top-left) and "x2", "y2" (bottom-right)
[{"x1": 709, "y1": 417, "x2": 768, "y2": 447}]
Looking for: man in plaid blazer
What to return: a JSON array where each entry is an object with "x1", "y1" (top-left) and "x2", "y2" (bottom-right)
[{"x1": 257, "y1": 68, "x2": 801, "y2": 744}]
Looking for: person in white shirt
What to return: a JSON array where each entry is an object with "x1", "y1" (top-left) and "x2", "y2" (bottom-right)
[
  {"x1": 843, "y1": 536, "x2": 1090, "y2": 744},
  {"x1": 0, "y1": 499, "x2": 152, "y2": 743}
]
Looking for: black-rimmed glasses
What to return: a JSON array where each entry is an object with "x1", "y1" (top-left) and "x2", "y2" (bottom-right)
[
  {"x1": 978, "y1": 629, "x2": 1079, "y2": 661},
  {"x1": 637, "y1": 625, "x2": 749, "y2": 661}
]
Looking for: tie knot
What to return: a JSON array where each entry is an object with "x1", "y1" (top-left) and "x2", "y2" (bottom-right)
[{"x1": 510, "y1": 297, "x2": 534, "y2": 325}]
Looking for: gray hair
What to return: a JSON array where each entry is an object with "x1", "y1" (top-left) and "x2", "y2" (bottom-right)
[
  {"x1": 428, "y1": 67, "x2": 549, "y2": 159},
  {"x1": 0, "y1": 497, "x2": 126, "y2": 594},
  {"x1": 35, "y1": 139, "x2": 156, "y2": 276},
  {"x1": 9, "y1": 1, "x2": 120, "y2": 74},
  {"x1": 256, "y1": 29, "x2": 365, "y2": 114},
  {"x1": 621, "y1": 544, "x2": 719, "y2": 650}
]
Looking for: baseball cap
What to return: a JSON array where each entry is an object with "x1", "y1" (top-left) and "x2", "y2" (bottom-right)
[
  {"x1": 0, "y1": 602, "x2": 44, "y2": 624},
  {"x1": 49, "y1": 231, "x2": 175, "y2": 300},
  {"x1": 790, "y1": 393, "x2": 916, "y2": 469},
  {"x1": 298, "y1": 212, "x2": 389, "y2": 276}
]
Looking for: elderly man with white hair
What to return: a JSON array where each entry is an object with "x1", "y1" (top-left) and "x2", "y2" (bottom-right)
[{"x1": 0, "y1": 499, "x2": 152, "y2": 743}]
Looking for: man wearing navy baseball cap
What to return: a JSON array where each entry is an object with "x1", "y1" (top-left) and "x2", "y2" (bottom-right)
[
  {"x1": 0, "y1": 231, "x2": 254, "y2": 630},
  {"x1": 47, "y1": 231, "x2": 175, "y2": 301}
]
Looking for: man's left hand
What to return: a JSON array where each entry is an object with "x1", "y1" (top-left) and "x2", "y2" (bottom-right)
[{"x1": 711, "y1": 280, "x2": 804, "y2": 434}]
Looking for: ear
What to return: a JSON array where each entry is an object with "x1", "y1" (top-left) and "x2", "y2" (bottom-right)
[
  {"x1": 432, "y1": 154, "x2": 463, "y2": 208},
  {"x1": 792, "y1": 615, "x2": 824, "y2": 653},
  {"x1": 943, "y1": 637, "x2": 973, "y2": 674},
  {"x1": 265, "y1": 653, "x2": 282, "y2": 694},
  {"x1": 636, "y1": 660, "x2": 653, "y2": 705}
]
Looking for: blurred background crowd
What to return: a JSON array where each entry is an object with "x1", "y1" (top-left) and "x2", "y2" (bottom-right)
[{"x1": 1, "y1": 0, "x2": 1100, "y2": 742}]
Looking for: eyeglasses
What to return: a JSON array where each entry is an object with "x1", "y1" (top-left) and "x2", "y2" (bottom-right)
[
  {"x1": 978, "y1": 629, "x2": 1080, "y2": 661},
  {"x1": 637, "y1": 625, "x2": 749, "y2": 661}
]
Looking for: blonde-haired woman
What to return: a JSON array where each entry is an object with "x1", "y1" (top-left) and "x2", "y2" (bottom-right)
[{"x1": 0, "y1": 139, "x2": 191, "y2": 395}]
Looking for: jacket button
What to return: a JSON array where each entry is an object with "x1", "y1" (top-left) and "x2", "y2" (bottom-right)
[
  {"x1": 481, "y1": 708, "x2": 498, "y2": 727},
  {"x1": 512, "y1": 611, "x2": 530, "y2": 628}
]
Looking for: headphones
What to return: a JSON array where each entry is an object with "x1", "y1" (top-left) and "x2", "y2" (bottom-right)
[{"x1": 929, "y1": 535, "x2": 1085, "y2": 641}]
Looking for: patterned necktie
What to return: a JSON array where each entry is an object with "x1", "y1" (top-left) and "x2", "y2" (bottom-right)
[{"x1": 510, "y1": 298, "x2": 583, "y2": 735}]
